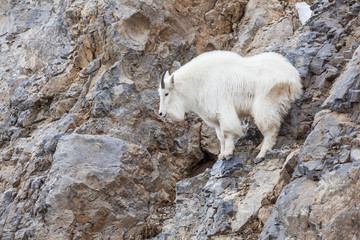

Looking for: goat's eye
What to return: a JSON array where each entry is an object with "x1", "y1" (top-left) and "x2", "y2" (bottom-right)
[{"x1": 165, "y1": 93, "x2": 169, "y2": 96}]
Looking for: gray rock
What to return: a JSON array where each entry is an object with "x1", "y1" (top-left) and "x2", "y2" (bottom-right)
[
  {"x1": 17, "y1": 109, "x2": 38, "y2": 127},
  {"x1": 339, "y1": 149, "x2": 351, "y2": 164},
  {"x1": 91, "y1": 90, "x2": 112, "y2": 118},
  {"x1": 313, "y1": 66, "x2": 340, "y2": 89},
  {"x1": 299, "y1": 159, "x2": 324, "y2": 181},
  {"x1": 210, "y1": 158, "x2": 244, "y2": 178},
  {"x1": 323, "y1": 45, "x2": 360, "y2": 111},
  {"x1": 260, "y1": 177, "x2": 318, "y2": 240},
  {"x1": 350, "y1": 148, "x2": 360, "y2": 162},
  {"x1": 37, "y1": 134, "x2": 154, "y2": 238},
  {"x1": 155, "y1": 153, "x2": 292, "y2": 239}
]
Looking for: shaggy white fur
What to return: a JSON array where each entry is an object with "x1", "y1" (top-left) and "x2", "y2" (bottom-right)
[{"x1": 158, "y1": 50, "x2": 302, "y2": 160}]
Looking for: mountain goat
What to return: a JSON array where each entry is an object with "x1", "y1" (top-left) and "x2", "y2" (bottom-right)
[{"x1": 158, "y1": 50, "x2": 302, "y2": 160}]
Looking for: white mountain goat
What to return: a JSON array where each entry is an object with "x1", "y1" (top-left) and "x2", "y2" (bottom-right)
[{"x1": 158, "y1": 50, "x2": 302, "y2": 160}]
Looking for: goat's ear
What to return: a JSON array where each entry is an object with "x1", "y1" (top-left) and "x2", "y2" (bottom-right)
[
  {"x1": 164, "y1": 70, "x2": 170, "y2": 79},
  {"x1": 170, "y1": 75, "x2": 175, "y2": 88}
]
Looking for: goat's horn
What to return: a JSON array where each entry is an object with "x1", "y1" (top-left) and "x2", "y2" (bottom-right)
[{"x1": 159, "y1": 70, "x2": 167, "y2": 89}]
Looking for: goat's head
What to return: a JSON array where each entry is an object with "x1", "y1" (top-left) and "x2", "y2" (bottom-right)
[{"x1": 158, "y1": 70, "x2": 185, "y2": 121}]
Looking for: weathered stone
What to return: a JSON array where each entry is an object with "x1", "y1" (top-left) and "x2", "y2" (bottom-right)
[
  {"x1": 36, "y1": 134, "x2": 152, "y2": 238},
  {"x1": 308, "y1": 164, "x2": 360, "y2": 240},
  {"x1": 312, "y1": 65, "x2": 340, "y2": 89},
  {"x1": 210, "y1": 158, "x2": 244, "y2": 178},
  {"x1": 17, "y1": 109, "x2": 38, "y2": 127},
  {"x1": 299, "y1": 159, "x2": 324, "y2": 181},
  {"x1": 351, "y1": 148, "x2": 360, "y2": 162},
  {"x1": 233, "y1": 0, "x2": 294, "y2": 55},
  {"x1": 339, "y1": 148, "x2": 351, "y2": 164},
  {"x1": 200, "y1": 124, "x2": 219, "y2": 157},
  {"x1": 260, "y1": 177, "x2": 318, "y2": 240},
  {"x1": 323, "y1": 45, "x2": 360, "y2": 111},
  {"x1": 154, "y1": 154, "x2": 291, "y2": 239}
]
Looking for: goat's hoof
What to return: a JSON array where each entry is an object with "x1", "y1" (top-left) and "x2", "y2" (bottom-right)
[
  {"x1": 218, "y1": 153, "x2": 233, "y2": 160},
  {"x1": 254, "y1": 157, "x2": 264, "y2": 164},
  {"x1": 256, "y1": 152, "x2": 265, "y2": 159}
]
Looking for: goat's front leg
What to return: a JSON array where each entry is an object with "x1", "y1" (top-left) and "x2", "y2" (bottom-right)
[
  {"x1": 222, "y1": 132, "x2": 234, "y2": 160},
  {"x1": 217, "y1": 110, "x2": 240, "y2": 160},
  {"x1": 216, "y1": 127, "x2": 226, "y2": 159},
  {"x1": 217, "y1": 131, "x2": 234, "y2": 160}
]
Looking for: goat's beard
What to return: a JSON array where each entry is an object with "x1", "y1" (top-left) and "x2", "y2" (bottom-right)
[
  {"x1": 167, "y1": 108, "x2": 185, "y2": 121},
  {"x1": 167, "y1": 101, "x2": 186, "y2": 121}
]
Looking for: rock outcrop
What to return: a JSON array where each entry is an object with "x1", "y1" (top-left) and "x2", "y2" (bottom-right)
[{"x1": 0, "y1": 0, "x2": 359, "y2": 239}]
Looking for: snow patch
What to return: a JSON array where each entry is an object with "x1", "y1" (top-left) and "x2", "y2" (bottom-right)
[{"x1": 295, "y1": 2, "x2": 312, "y2": 25}]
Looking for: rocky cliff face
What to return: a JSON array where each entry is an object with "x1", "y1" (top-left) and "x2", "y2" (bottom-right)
[{"x1": 0, "y1": 0, "x2": 359, "y2": 239}]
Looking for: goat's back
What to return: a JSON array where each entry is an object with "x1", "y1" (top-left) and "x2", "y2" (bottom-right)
[
  {"x1": 174, "y1": 51, "x2": 302, "y2": 117},
  {"x1": 176, "y1": 50, "x2": 301, "y2": 97}
]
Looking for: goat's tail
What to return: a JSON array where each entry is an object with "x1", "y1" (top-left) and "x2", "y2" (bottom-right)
[
  {"x1": 265, "y1": 78, "x2": 302, "y2": 118},
  {"x1": 287, "y1": 76, "x2": 303, "y2": 102}
]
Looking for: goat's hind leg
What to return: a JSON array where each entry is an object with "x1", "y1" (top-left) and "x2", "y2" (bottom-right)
[
  {"x1": 256, "y1": 126, "x2": 278, "y2": 159},
  {"x1": 253, "y1": 83, "x2": 292, "y2": 160},
  {"x1": 253, "y1": 101, "x2": 281, "y2": 159}
]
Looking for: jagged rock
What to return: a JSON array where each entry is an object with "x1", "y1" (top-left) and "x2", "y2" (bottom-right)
[
  {"x1": 351, "y1": 148, "x2": 360, "y2": 162},
  {"x1": 153, "y1": 152, "x2": 297, "y2": 239},
  {"x1": 261, "y1": 163, "x2": 360, "y2": 240},
  {"x1": 323, "y1": 45, "x2": 360, "y2": 112},
  {"x1": 200, "y1": 124, "x2": 220, "y2": 157},
  {"x1": 35, "y1": 134, "x2": 154, "y2": 239},
  {"x1": 260, "y1": 177, "x2": 318, "y2": 240}
]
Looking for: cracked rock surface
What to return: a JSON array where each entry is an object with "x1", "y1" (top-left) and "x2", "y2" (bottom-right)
[{"x1": 0, "y1": 0, "x2": 360, "y2": 239}]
